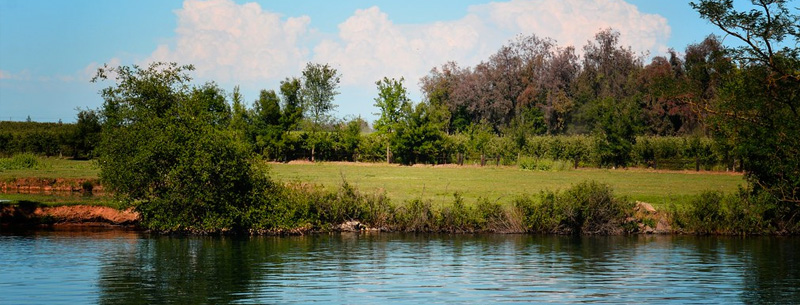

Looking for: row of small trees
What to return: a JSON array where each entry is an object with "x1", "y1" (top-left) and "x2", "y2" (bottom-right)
[{"x1": 0, "y1": 111, "x2": 101, "y2": 159}]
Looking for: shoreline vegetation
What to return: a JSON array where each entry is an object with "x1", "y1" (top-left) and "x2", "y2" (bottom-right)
[
  {"x1": 0, "y1": 178, "x2": 794, "y2": 236},
  {"x1": 3, "y1": 3, "x2": 798, "y2": 236},
  {"x1": 2, "y1": 159, "x2": 794, "y2": 236}
]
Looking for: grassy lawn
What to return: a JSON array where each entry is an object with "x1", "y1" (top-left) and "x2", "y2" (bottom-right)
[
  {"x1": 0, "y1": 193, "x2": 120, "y2": 208},
  {"x1": 0, "y1": 158, "x2": 747, "y2": 209},
  {"x1": 0, "y1": 158, "x2": 105, "y2": 207},
  {"x1": 269, "y1": 162, "x2": 746, "y2": 209},
  {"x1": 0, "y1": 158, "x2": 99, "y2": 180}
]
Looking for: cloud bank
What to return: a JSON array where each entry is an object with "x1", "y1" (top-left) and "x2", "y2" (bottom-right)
[
  {"x1": 147, "y1": 0, "x2": 311, "y2": 82},
  {"x1": 139, "y1": 0, "x2": 670, "y2": 115}
]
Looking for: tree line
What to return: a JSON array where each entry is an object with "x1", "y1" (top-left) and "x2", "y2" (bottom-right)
[
  {"x1": 0, "y1": 30, "x2": 746, "y2": 170},
  {"x1": 0, "y1": 110, "x2": 101, "y2": 159}
]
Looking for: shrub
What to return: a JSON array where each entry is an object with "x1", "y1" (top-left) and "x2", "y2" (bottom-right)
[
  {"x1": 393, "y1": 199, "x2": 434, "y2": 232},
  {"x1": 682, "y1": 191, "x2": 726, "y2": 234},
  {"x1": 473, "y1": 197, "x2": 507, "y2": 231},
  {"x1": 670, "y1": 188, "x2": 795, "y2": 235},
  {"x1": 514, "y1": 181, "x2": 635, "y2": 234},
  {"x1": 81, "y1": 180, "x2": 94, "y2": 195},
  {"x1": 0, "y1": 153, "x2": 43, "y2": 170},
  {"x1": 438, "y1": 193, "x2": 475, "y2": 232}
]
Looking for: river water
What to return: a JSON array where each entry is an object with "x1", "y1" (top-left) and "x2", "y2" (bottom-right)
[{"x1": 0, "y1": 229, "x2": 798, "y2": 304}]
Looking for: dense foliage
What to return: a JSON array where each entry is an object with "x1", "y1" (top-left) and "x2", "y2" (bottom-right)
[
  {"x1": 92, "y1": 62, "x2": 283, "y2": 232},
  {"x1": 0, "y1": 113, "x2": 100, "y2": 159},
  {"x1": 692, "y1": 0, "x2": 800, "y2": 209}
]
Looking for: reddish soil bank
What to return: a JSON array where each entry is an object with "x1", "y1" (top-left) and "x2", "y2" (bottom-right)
[
  {"x1": 0, "y1": 177, "x2": 104, "y2": 194},
  {"x1": 1, "y1": 204, "x2": 138, "y2": 227}
]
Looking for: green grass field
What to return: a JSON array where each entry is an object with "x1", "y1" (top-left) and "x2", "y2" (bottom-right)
[
  {"x1": 0, "y1": 158, "x2": 105, "y2": 206},
  {"x1": 0, "y1": 193, "x2": 120, "y2": 208},
  {"x1": 0, "y1": 158, "x2": 98, "y2": 180},
  {"x1": 269, "y1": 162, "x2": 746, "y2": 209},
  {"x1": 0, "y1": 158, "x2": 747, "y2": 209}
]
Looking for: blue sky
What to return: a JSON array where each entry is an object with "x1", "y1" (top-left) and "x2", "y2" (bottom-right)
[{"x1": 1, "y1": 0, "x2": 730, "y2": 123}]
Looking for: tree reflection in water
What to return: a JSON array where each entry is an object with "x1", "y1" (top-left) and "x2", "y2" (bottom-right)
[{"x1": 93, "y1": 233, "x2": 799, "y2": 304}]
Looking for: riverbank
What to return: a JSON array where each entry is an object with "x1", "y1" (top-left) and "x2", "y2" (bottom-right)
[
  {"x1": 2, "y1": 161, "x2": 792, "y2": 235},
  {"x1": 0, "y1": 199, "x2": 681, "y2": 236},
  {"x1": 0, "y1": 203, "x2": 138, "y2": 228}
]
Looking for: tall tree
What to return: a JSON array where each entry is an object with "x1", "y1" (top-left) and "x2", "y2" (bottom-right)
[
  {"x1": 300, "y1": 63, "x2": 341, "y2": 161},
  {"x1": 574, "y1": 29, "x2": 644, "y2": 166},
  {"x1": 392, "y1": 102, "x2": 447, "y2": 165},
  {"x1": 92, "y1": 62, "x2": 271, "y2": 232},
  {"x1": 420, "y1": 62, "x2": 465, "y2": 133},
  {"x1": 373, "y1": 77, "x2": 410, "y2": 163},
  {"x1": 229, "y1": 86, "x2": 252, "y2": 145},
  {"x1": 252, "y1": 89, "x2": 283, "y2": 158},
  {"x1": 279, "y1": 77, "x2": 303, "y2": 131},
  {"x1": 692, "y1": 0, "x2": 800, "y2": 208},
  {"x1": 71, "y1": 108, "x2": 102, "y2": 159}
]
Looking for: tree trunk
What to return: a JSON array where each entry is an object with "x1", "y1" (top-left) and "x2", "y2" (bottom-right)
[
  {"x1": 728, "y1": 153, "x2": 734, "y2": 172},
  {"x1": 480, "y1": 154, "x2": 486, "y2": 167},
  {"x1": 311, "y1": 145, "x2": 315, "y2": 162},
  {"x1": 739, "y1": 157, "x2": 744, "y2": 172},
  {"x1": 496, "y1": 154, "x2": 500, "y2": 166},
  {"x1": 386, "y1": 142, "x2": 391, "y2": 164}
]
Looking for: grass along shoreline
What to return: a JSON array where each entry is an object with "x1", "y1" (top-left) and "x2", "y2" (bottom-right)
[
  {"x1": 5, "y1": 158, "x2": 791, "y2": 235},
  {"x1": 2, "y1": 179, "x2": 792, "y2": 235}
]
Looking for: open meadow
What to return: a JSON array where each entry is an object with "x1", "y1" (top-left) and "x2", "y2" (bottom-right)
[
  {"x1": 1, "y1": 158, "x2": 745, "y2": 210},
  {"x1": 269, "y1": 162, "x2": 745, "y2": 209},
  {"x1": 0, "y1": 158, "x2": 98, "y2": 179}
]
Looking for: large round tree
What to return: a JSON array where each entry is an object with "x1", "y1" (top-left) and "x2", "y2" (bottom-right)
[{"x1": 93, "y1": 62, "x2": 273, "y2": 232}]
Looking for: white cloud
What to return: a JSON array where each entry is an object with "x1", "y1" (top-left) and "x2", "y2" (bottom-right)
[
  {"x1": 312, "y1": 7, "x2": 496, "y2": 86},
  {"x1": 134, "y1": 0, "x2": 670, "y2": 115},
  {"x1": 312, "y1": 0, "x2": 670, "y2": 88},
  {"x1": 472, "y1": 0, "x2": 670, "y2": 55},
  {"x1": 145, "y1": 0, "x2": 311, "y2": 82},
  {"x1": 0, "y1": 69, "x2": 32, "y2": 81}
]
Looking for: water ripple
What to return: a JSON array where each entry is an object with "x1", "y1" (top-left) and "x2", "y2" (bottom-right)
[{"x1": 1, "y1": 232, "x2": 799, "y2": 304}]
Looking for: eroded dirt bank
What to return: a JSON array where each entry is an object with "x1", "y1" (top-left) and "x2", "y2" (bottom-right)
[{"x1": 1, "y1": 204, "x2": 139, "y2": 227}]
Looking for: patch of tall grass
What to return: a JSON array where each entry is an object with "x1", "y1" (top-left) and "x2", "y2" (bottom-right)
[
  {"x1": 669, "y1": 188, "x2": 798, "y2": 235},
  {"x1": 0, "y1": 153, "x2": 47, "y2": 171},
  {"x1": 518, "y1": 157, "x2": 572, "y2": 171},
  {"x1": 513, "y1": 181, "x2": 636, "y2": 234},
  {"x1": 242, "y1": 179, "x2": 641, "y2": 235}
]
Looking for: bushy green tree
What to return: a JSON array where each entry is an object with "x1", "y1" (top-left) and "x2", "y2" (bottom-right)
[
  {"x1": 92, "y1": 62, "x2": 273, "y2": 232},
  {"x1": 335, "y1": 117, "x2": 365, "y2": 161},
  {"x1": 591, "y1": 97, "x2": 641, "y2": 168},
  {"x1": 301, "y1": 63, "x2": 341, "y2": 161},
  {"x1": 251, "y1": 89, "x2": 285, "y2": 159},
  {"x1": 467, "y1": 120, "x2": 493, "y2": 166},
  {"x1": 692, "y1": 0, "x2": 800, "y2": 206},
  {"x1": 392, "y1": 102, "x2": 447, "y2": 165},
  {"x1": 373, "y1": 77, "x2": 410, "y2": 163},
  {"x1": 279, "y1": 77, "x2": 304, "y2": 131},
  {"x1": 229, "y1": 86, "x2": 252, "y2": 144},
  {"x1": 71, "y1": 109, "x2": 102, "y2": 159}
]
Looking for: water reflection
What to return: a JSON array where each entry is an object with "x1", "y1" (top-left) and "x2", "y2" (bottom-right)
[{"x1": 1, "y1": 230, "x2": 797, "y2": 304}]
